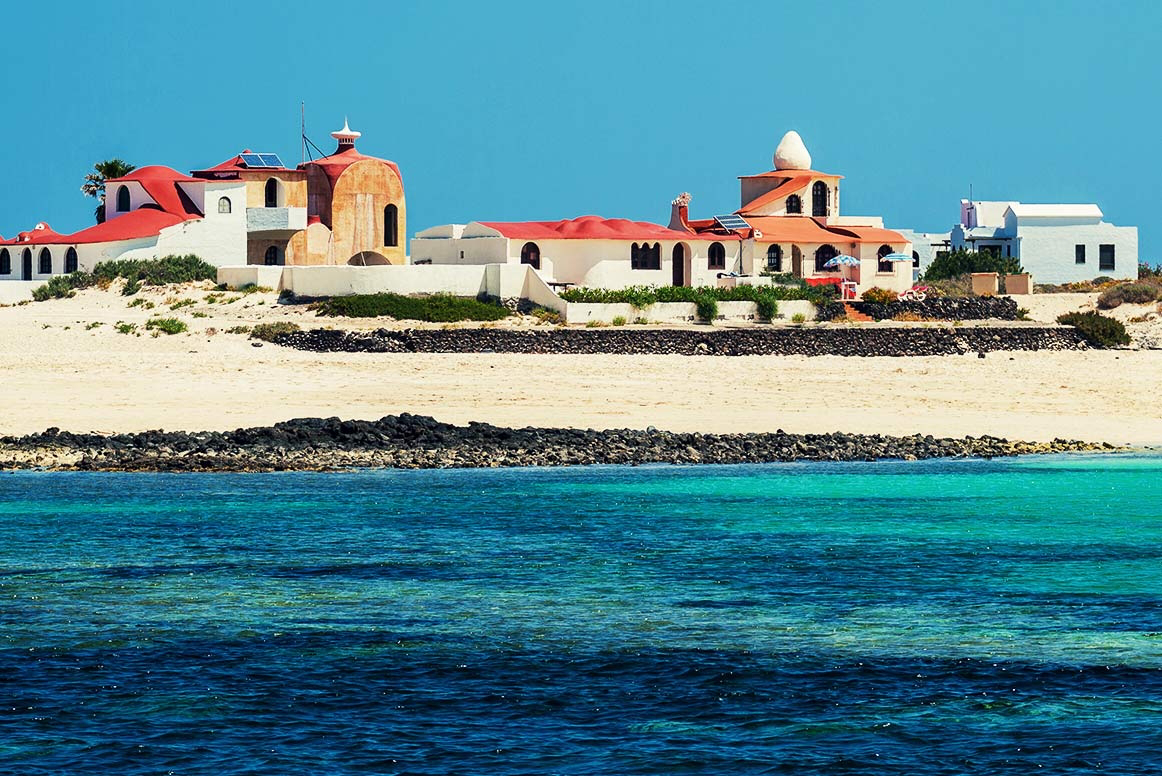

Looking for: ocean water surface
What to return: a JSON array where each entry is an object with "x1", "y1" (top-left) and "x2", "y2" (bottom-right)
[{"x1": 2, "y1": 455, "x2": 1161, "y2": 774}]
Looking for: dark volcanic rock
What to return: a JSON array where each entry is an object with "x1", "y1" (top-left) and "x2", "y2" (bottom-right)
[
  {"x1": 0, "y1": 414, "x2": 1111, "y2": 473},
  {"x1": 273, "y1": 326, "x2": 1084, "y2": 357}
]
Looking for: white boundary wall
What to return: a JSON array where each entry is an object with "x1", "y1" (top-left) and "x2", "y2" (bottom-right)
[{"x1": 564, "y1": 299, "x2": 817, "y2": 325}]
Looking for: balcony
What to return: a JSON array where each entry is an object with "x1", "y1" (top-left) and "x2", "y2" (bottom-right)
[{"x1": 246, "y1": 207, "x2": 307, "y2": 234}]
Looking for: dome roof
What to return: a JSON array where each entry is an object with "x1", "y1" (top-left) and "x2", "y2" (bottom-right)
[{"x1": 773, "y1": 131, "x2": 812, "y2": 171}]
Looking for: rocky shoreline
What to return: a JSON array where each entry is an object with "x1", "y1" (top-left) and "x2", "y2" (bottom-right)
[
  {"x1": 0, "y1": 415, "x2": 1114, "y2": 473},
  {"x1": 270, "y1": 326, "x2": 1086, "y2": 357}
]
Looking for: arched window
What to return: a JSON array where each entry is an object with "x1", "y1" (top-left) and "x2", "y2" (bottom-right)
[
  {"x1": 912, "y1": 251, "x2": 920, "y2": 268},
  {"x1": 115, "y1": 185, "x2": 131, "y2": 213},
  {"x1": 812, "y1": 182, "x2": 829, "y2": 217},
  {"x1": 785, "y1": 194, "x2": 802, "y2": 215},
  {"x1": 65, "y1": 247, "x2": 78, "y2": 274},
  {"x1": 630, "y1": 242, "x2": 641, "y2": 269},
  {"x1": 634, "y1": 242, "x2": 660, "y2": 270},
  {"x1": 0, "y1": 248, "x2": 9, "y2": 275},
  {"x1": 766, "y1": 245, "x2": 783, "y2": 272},
  {"x1": 384, "y1": 204, "x2": 399, "y2": 247},
  {"x1": 38, "y1": 248, "x2": 52, "y2": 275},
  {"x1": 218, "y1": 197, "x2": 232, "y2": 214},
  {"x1": 520, "y1": 242, "x2": 540, "y2": 270},
  {"x1": 264, "y1": 178, "x2": 279, "y2": 208},
  {"x1": 814, "y1": 244, "x2": 838, "y2": 273},
  {"x1": 708, "y1": 242, "x2": 726, "y2": 270},
  {"x1": 21, "y1": 248, "x2": 32, "y2": 280},
  {"x1": 877, "y1": 244, "x2": 894, "y2": 273},
  {"x1": 264, "y1": 245, "x2": 281, "y2": 266}
]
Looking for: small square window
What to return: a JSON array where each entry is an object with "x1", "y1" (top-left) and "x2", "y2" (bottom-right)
[
  {"x1": 1099, "y1": 244, "x2": 1115, "y2": 272},
  {"x1": 1075, "y1": 245, "x2": 1085, "y2": 264}
]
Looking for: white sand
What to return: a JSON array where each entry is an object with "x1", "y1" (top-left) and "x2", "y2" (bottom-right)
[{"x1": 1, "y1": 284, "x2": 1159, "y2": 446}]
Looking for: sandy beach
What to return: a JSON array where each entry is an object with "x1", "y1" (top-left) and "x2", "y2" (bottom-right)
[{"x1": 1, "y1": 284, "x2": 1160, "y2": 446}]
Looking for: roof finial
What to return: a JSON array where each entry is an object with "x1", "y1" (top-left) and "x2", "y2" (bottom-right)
[
  {"x1": 331, "y1": 117, "x2": 362, "y2": 149},
  {"x1": 773, "y1": 130, "x2": 811, "y2": 171}
]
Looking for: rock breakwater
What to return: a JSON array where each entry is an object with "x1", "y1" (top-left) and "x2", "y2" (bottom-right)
[
  {"x1": 272, "y1": 326, "x2": 1084, "y2": 357},
  {"x1": 0, "y1": 415, "x2": 1112, "y2": 472}
]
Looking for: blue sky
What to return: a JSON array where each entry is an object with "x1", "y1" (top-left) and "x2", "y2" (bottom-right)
[{"x1": 2, "y1": 0, "x2": 1159, "y2": 259}]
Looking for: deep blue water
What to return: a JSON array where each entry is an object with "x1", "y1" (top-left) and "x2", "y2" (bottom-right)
[{"x1": 2, "y1": 456, "x2": 1161, "y2": 774}]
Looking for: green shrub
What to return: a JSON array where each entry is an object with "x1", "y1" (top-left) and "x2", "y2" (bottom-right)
[
  {"x1": 791, "y1": 312, "x2": 807, "y2": 324},
  {"x1": 94, "y1": 254, "x2": 217, "y2": 287},
  {"x1": 31, "y1": 272, "x2": 96, "y2": 302},
  {"x1": 1140, "y1": 263, "x2": 1162, "y2": 280},
  {"x1": 1056, "y1": 311, "x2": 1130, "y2": 348},
  {"x1": 144, "y1": 317, "x2": 188, "y2": 335},
  {"x1": 695, "y1": 295, "x2": 718, "y2": 323},
  {"x1": 861, "y1": 287, "x2": 897, "y2": 304},
  {"x1": 921, "y1": 249, "x2": 1022, "y2": 282},
  {"x1": 558, "y1": 282, "x2": 831, "y2": 308},
  {"x1": 528, "y1": 306, "x2": 561, "y2": 324},
  {"x1": 311, "y1": 292, "x2": 510, "y2": 322},
  {"x1": 250, "y1": 322, "x2": 301, "y2": 342},
  {"x1": 225, "y1": 325, "x2": 252, "y2": 334},
  {"x1": 755, "y1": 296, "x2": 778, "y2": 321},
  {"x1": 169, "y1": 298, "x2": 196, "y2": 310},
  {"x1": 611, "y1": 315, "x2": 627, "y2": 326},
  {"x1": 1097, "y1": 282, "x2": 1161, "y2": 309},
  {"x1": 122, "y1": 277, "x2": 142, "y2": 296},
  {"x1": 114, "y1": 322, "x2": 136, "y2": 335},
  {"x1": 585, "y1": 320, "x2": 605, "y2": 328}
]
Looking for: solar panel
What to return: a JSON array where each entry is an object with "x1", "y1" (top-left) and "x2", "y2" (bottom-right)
[
  {"x1": 258, "y1": 153, "x2": 284, "y2": 168},
  {"x1": 239, "y1": 153, "x2": 266, "y2": 168},
  {"x1": 713, "y1": 214, "x2": 751, "y2": 231}
]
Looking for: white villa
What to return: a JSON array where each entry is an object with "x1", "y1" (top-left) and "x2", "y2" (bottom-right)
[
  {"x1": 412, "y1": 131, "x2": 915, "y2": 295},
  {"x1": 948, "y1": 200, "x2": 1138, "y2": 283}
]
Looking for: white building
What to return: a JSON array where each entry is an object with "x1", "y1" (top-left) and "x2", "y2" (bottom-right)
[
  {"x1": 950, "y1": 200, "x2": 1138, "y2": 283},
  {"x1": 412, "y1": 131, "x2": 915, "y2": 294}
]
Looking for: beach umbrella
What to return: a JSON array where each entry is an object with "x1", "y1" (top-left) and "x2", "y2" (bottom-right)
[
  {"x1": 881, "y1": 253, "x2": 913, "y2": 262},
  {"x1": 823, "y1": 254, "x2": 861, "y2": 268}
]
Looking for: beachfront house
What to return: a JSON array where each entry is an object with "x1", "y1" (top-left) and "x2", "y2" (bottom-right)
[
  {"x1": 949, "y1": 200, "x2": 1138, "y2": 284},
  {"x1": 412, "y1": 131, "x2": 915, "y2": 295},
  {"x1": 0, "y1": 120, "x2": 406, "y2": 281}
]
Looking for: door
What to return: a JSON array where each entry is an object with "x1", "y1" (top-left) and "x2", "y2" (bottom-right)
[
  {"x1": 672, "y1": 244, "x2": 685, "y2": 286},
  {"x1": 791, "y1": 245, "x2": 803, "y2": 277},
  {"x1": 21, "y1": 249, "x2": 32, "y2": 280}
]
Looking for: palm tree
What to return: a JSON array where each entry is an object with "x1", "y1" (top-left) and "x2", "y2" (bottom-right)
[{"x1": 81, "y1": 158, "x2": 136, "y2": 223}]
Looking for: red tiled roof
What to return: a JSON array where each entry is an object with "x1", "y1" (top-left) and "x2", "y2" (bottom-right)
[
  {"x1": 67, "y1": 209, "x2": 191, "y2": 244},
  {"x1": 739, "y1": 169, "x2": 843, "y2": 180},
  {"x1": 478, "y1": 216, "x2": 737, "y2": 242},
  {"x1": 739, "y1": 216, "x2": 905, "y2": 246},
  {"x1": 302, "y1": 147, "x2": 402, "y2": 190},
  {"x1": 191, "y1": 151, "x2": 298, "y2": 177},
  {"x1": 11, "y1": 223, "x2": 67, "y2": 245},
  {"x1": 106, "y1": 166, "x2": 203, "y2": 218},
  {"x1": 738, "y1": 175, "x2": 812, "y2": 215}
]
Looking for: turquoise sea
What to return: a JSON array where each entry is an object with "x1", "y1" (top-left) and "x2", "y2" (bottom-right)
[{"x1": 2, "y1": 455, "x2": 1161, "y2": 774}]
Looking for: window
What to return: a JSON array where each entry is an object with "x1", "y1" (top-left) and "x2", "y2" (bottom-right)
[
  {"x1": 766, "y1": 245, "x2": 782, "y2": 272},
  {"x1": 632, "y1": 242, "x2": 661, "y2": 270},
  {"x1": 0, "y1": 248, "x2": 9, "y2": 275},
  {"x1": 814, "y1": 244, "x2": 838, "y2": 272},
  {"x1": 520, "y1": 242, "x2": 540, "y2": 269},
  {"x1": 384, "y1": 204, "x2": 399, "y2": 247},
  {"x1": 264, "y1": 245, "x2": 281, "y2": 266},
  {"x1": 38, "y1": 248, "x2": 52, "y2": 275},
  {"x1": 978, "y1": 245, "x2": 1000, "y2": 258},
  {"x1": 115, "y1": 185, "x2": 131, "y2": 213},
  {"x1": 1099, "y1": 244, "x2": 1115, "y2": 272},
  {"x1": 22, "y1": 248, "x2": 32, "y2": 280},
  {"x1": 912, "y1": 251, "x2": 920, "y2": 268},
  {"x1": 264, "y1": 178, "x2": 279, "y2": 208},
  {"x1": 785, "y1": 194, "x2": 801, "y2": 214},
  {"x1": 218, "y1": 197, "x2": 232, "y2": 214},
  {"x1": 708, "y1": 242, "x2": 726, "y2": 270},
  {"x1": 877, "y1": 244, "x2": 894, "y2": 274},
  {"x1": 65, "y1": 247, "x2": 78, "y2": 273},
  {"x1": 812, "y1": 181, "x2": 828, "y2": 217},
  {"x1": 1075, "y1": 244, "x2": 1086, "y2": 264}
]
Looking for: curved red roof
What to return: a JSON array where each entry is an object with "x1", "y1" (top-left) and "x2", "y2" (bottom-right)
[
  {"x1": 478, "y1": 216, "x2": 737, "y2": 242},
  {"x1": 106, "y1": 165, "x2": 202, "y2": 218},
  {"x1": 67, "y1": 209, "x2": 190, "y2": 244},
  {"x1": 302, "y1": 147, "x2": 402, "y2": 190}
]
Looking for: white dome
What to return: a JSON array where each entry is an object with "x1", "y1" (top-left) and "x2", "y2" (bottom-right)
[{"x1": 773, "y1": 131, "x2": 811, "y2": 171}]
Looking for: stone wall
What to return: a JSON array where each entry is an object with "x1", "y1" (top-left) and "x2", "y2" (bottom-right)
[
  {"x1": 273, "y1": 325, "x2": 1085, "y2": 357},
  {"x1": 819, "y1": 297, "x2": 1020, "y2": 322}
]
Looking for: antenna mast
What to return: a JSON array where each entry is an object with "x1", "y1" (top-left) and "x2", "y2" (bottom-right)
[{"x1": 301, "y1": 102, "x2": 306, "y2": 165}]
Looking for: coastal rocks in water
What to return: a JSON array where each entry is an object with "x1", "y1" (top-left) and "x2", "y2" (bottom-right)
[
  {"x1": 272, "y1": 326, "x2": 1085, "y2": 358},
  {"x1": 0, "y1": 414, "x2": 1112, "y2": 473}
]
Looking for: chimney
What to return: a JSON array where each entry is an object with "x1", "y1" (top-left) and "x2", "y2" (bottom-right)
[{"x1": 668, "y1": 192, "x2": 692, "y2": 232}]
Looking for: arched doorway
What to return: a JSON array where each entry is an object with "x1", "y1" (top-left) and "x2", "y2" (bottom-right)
[
  {"x1": 383, "y1": 204, "x2": 399, "y2": 248},
  {"x1": 264, "y1": 245, "x2": 282, "y2": 266},
  {"x1": 814, "y1": 244, "x2": 838, "y2": 273},
  {"x1": 65, "y1": 247, "x2": 78, "y2": 274},
  {"x1": 672, "y1": 243, "x2": 690, "y2": 286},
  {"x1": 766, "y1": 245, "x2": 783, "y2": 272},
  {"x1": 520, "y1": 242, "x2": 540, "y2": 270},
  {"x1": 21, "y1": 248, "x2": 33, "y2": 280},
  {"x1": 791, "y1": 245, "x2": 803, "y2": 277}
]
